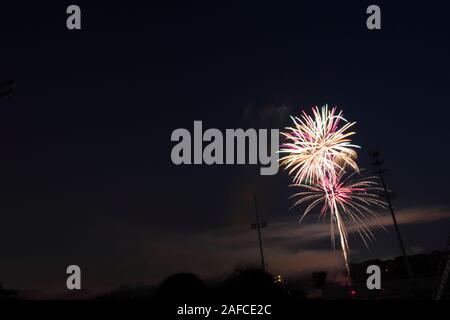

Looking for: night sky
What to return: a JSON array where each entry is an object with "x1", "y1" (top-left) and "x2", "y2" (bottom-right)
[{"x1": 1, "y1": 1, "x2": 450, "y2": 297}]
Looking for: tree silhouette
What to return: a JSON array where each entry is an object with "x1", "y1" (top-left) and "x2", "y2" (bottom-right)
[{"x1": 311, "y1": 271, "x2": 327, "y2": 290}]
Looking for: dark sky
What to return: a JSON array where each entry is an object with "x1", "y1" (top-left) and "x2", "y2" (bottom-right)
[{"x1": 1, "y1": 1, "x2": 450, "y2": 297}]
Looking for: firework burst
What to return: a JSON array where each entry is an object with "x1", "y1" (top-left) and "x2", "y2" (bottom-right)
[
  {"x1": 279, "y1": 105, "x2": 360, "y2": 185},
  {"x1": 280, "y1": 105, "x2": 386, "y2": 273},
  {"x1": 291, "y1": 172, "x2": 386, "y2": 272}
]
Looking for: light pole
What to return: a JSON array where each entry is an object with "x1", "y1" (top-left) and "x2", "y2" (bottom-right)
[{"x1": 251, "y1": 196, "x2": 267, "y2": 272}]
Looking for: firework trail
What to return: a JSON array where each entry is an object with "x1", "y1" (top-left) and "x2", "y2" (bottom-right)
[
  {"x1": 279, "y1": 105, "x2": 360, "y2": 185},
  {"x1": 291, "y1": 172, "x2": 386, "y2": 272},
  {"x1": 280, "y1": 105, "x2": 386, "y2": 272}
]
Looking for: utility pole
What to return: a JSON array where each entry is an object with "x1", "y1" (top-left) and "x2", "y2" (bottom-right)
[
  {"x1": 251, "y1": 196, "x2": 267, "y2": 272},
  {"x1": 370, "y1": 150, "x2": 414, "y2": 282},
  {"x1": 433, "y1": 235, "x2": 450, "y2": 300}
]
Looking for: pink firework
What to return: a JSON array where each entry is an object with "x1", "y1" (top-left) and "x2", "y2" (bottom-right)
[{"x1": 291, "y1": 172, "x2": 386, "y2": 272}]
